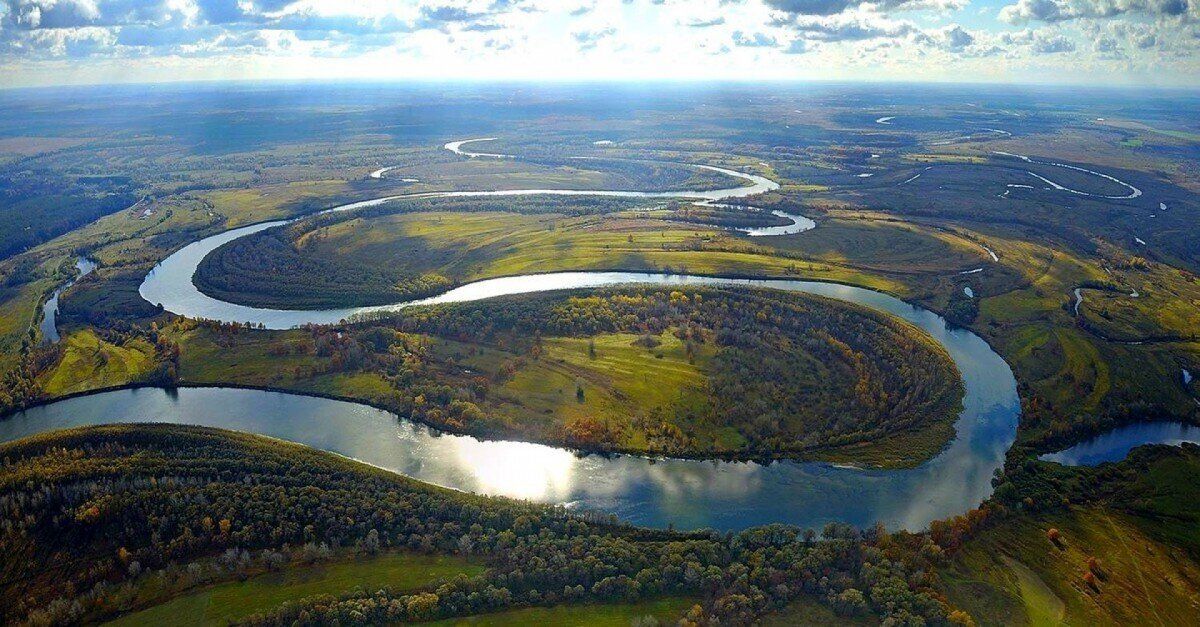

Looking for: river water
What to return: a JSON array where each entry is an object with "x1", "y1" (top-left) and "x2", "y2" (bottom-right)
[
  {"x1": 20, "y1": 268, "x2": 1021, "y2": 532},
  {"x1": 39, "y1": 257, "x2": 97, "y2": 344},
  {"x1": 6, "y1": 142, "x2": 1023, "y2": 532},
  {"x1": 1040, "y1": 422, "x2": 1200, "y2": 466}
]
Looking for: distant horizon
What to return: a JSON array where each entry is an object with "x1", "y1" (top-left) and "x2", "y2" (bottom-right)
[{"x1": 4, "y1": 76, "x2": 1200, "y2": 95}]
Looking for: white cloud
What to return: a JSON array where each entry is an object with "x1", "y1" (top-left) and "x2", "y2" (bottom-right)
[
  {"x1": 0, "y1": 0, "x2": 1195, "y2": 86},
  {"x1": 998, "y1": 0, "x2": 1191, "y2": 24}
]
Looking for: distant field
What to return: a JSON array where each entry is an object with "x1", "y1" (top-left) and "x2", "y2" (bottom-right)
[
  {"x1": 766, "y1": 217, "x2": 984, "y2": 273},
  {"x1": 107, "y1": 553, "x2": 482, "y2": 627},
  {"x1": 426, "y1": 597, "x2": 696, "y2": 626},
  {"x1": 194, "y1": 208, "x2": 989, "y2": 310}
]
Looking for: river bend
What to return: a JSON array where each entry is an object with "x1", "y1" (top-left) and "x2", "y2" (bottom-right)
[{"x1": 6, "y1": 140, "x2": 1021, "y2": 532}]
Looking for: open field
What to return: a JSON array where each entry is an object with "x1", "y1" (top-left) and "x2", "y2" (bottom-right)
[
  {"x1": 195, "y1": 207, "x2": 986, "y2": 310},
  {"x1": 941, "y1": 508, "x2": 1200, "y2": 626},
  {"x1": 941, "y1": 443, "x2": 1200, "y2": 626},
  {"x1": 107, "y1": 553, "x2": 483, "y2": 627},
  {"x1": 40, "y1": 329, "x2": 155, "y2": 397},
  {"x1": 426, "y1": 597, "x2": 697, "y2": 626}
]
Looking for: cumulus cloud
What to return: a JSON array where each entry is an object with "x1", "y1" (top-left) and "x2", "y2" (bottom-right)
[
  {"x1": 732, "y1": 30, "x2": 778, "y2": 46},
  {"x1": 999, "y1": 27, "x2": 1078, "y2": 53},
  {"x1": 764, "y1": 0, "x2": 966, "y2": 16},
  {"x1": 998, "y1": 0, "x2": 1191, "y2": 23},
  {"x1": 941, "y1": 24, "x2": 974, "y2": 49},
  {"x1": 571, "y1": 26, "x2": 615, "y2": 50},
  {"x1": 778, "y1": 14, "x2": 917, "y2": 41},
  {"x1": 782, "y1": 37, "x2": 809, "y2": 53}
]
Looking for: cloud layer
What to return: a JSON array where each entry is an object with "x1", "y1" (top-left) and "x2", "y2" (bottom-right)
[{"x1": 0, "y1": 0, "x2": 1196, "y2": 86}]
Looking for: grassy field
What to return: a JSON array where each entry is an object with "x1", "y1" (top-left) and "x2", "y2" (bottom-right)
[
  {"x1": 426, "y1": 596, "x2": 696, "y2": 626},
  {"x1": 41, "y1": 329, "x2": 155, "y2": 397},
  {"x1": 107, "y1": 553, "x2": 483, "y2": 627},
  {"x1": 200, "y1": 208, "x2": 996, "y2": 310},
  {"x1": 942, "y1": 507, "x2": 1200, "y2": 626},
  {"x1": 941, "y1": 478, "x2": 1200, "y2": 627},
  {"x1": 765, "y1": 216, "x2": 985, "y2": 274},
  {"x1": 443, "y1": 331, "x2": 719, "y2": 451},
  {"x1": 175, "y1": 326, "x2": 322, "y2": 385},
  {"x1": 762, "y1": 595, "x2": 878, "y2": 626},
  {"x1": 0, "y1": 278, "x2": 52, "y2": 354}
]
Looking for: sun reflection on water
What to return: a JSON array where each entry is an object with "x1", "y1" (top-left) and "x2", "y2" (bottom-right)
[{"x1": 451, "y1": 437, "x2": 578, "y2": 501}]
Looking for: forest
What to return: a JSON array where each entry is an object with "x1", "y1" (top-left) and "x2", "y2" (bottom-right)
[
  {"x1": 0, "y1": 424, "x2": 953, "y2": 626},
  {"x1": 0, "y1": 163, "x2": 140, "y2": 261}
]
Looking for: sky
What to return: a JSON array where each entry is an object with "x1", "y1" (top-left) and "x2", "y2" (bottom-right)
[{"x1": 0, "y1": 0, "x2": 1197, "y2": 88}]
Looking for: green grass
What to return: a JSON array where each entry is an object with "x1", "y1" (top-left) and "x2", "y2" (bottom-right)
[
  {"x1": 0, "y1": 278, "x2": 51, "y2": 354},
  {"x1": 1000, "y1": 555, "x2": 1065, "y2": 626},
  {"x1": 762, "y1": 594, "x2": 878, "y2": 626},
  {"x1": 205, "y1": 210, "x2": 910, "y2": 310},
  {"x1": 427, "y1": 331, "x2": 715, "y2": 449},
  {"x1": 106, "y1": 553, "x2": 483, "y2": 627},
  {"x1": 941, "y1": 507, "x2": 1200, "y2": 626},
  {"x1": 540, "y1": 332, "x2": 712, "y2": 410},
  {"x1": 426, "y1": 596, "x2": 696, "y2": 626},
  {"x1": 767, "y1": 217, "x2": 986, "y2": 273},
  {"x1": 41, "y1": 329, "x2": 155, "y2": 396},
  {"x1": 175, "y1": 327, "x2": 319, "y2": 384}
]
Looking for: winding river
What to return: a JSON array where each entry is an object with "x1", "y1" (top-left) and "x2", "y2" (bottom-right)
[
  {"x1": 39, "y1": 257, "x2": 97, "y2": 344},
  {"x1": 6, "y1": 140, "x2": 1022, "y2": 532},
  {"x1": 991, "y1": 151, "x2": 1142, "y2": 200}
]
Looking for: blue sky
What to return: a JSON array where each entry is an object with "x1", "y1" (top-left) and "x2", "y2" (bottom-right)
[{"x1": 1, "y1": 0, "x2": 1197, "y2": 88}]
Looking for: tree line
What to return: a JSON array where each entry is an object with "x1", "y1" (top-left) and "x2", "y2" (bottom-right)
[{"x1": 0, "y1": 424, "x2": 957, "y2": 626}]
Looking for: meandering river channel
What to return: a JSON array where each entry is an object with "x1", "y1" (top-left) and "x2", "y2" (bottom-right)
[{"x1": 7, "y1": 141, "x2": 1023, "y2": 532}]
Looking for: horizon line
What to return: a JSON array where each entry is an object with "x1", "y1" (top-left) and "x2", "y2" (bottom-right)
[{"x1": 4, "y1": 76, "x2": 1200, "y2": 95}]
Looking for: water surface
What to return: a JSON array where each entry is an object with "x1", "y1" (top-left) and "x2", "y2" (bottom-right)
[
  {"x1": 39, "y1": 257, "x2": 97, "y2": 344},
  {"x1": 1040, "y1": 422, "x2": 1200, "y2": 466},
  {"x1": 59, "y1": 141, "x2": 1016, "y2": 531},
  {"x1": 16, "y1": 271, "x2": 1019, "y2": 532}
]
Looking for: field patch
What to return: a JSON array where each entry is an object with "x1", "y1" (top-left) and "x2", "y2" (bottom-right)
[
  {"x1": 41, "y1": 329, "x2": 155, "y2": 397},
  {"x1": 107, "y1": 553, "x2": 482, "y2": 627}
]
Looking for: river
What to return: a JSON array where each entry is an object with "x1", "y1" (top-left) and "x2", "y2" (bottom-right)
[
  {"x1": 39, "y1": 257, "x2": 97, "y2": 344},
  {"x1": 1040, "y1": 422, "x2": 1200, "y2": 466},
  {"x1": 29, "y1": 267, "x2": 1021, "y2": 532},
  {"x1": 8, "y1": 140, "x2": 1023, "y2": 532}
]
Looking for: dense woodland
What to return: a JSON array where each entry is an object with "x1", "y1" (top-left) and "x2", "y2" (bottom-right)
[
  {"x1": 0, "y1": 424, "x2": 954, "y2": 626},
  {"x1": 0, "y1": 173, "x2": 138, "y2": 261}
]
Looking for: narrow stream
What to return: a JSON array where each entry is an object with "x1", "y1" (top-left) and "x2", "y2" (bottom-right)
[{"x1": 39, "y1": 257, "x2": 97, "y2": 344}]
